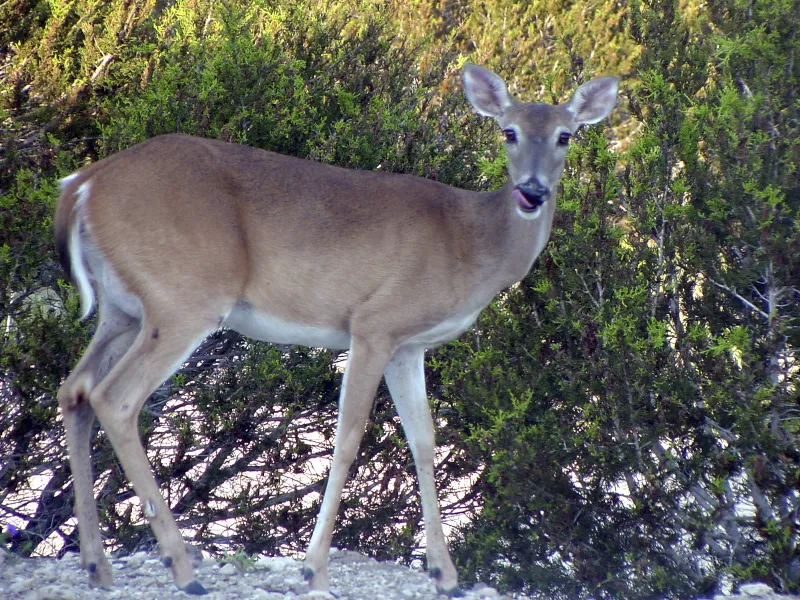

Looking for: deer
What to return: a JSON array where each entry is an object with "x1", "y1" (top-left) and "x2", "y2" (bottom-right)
[{"x1": 54, "y1": 63, "x2": 618, "y2": 596}]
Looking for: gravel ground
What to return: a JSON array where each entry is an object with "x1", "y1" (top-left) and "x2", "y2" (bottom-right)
[
  {"x1": 1, "y1": 549, "x2": 510, "y2": 600},
  {"x1": 1, "y1": 548, "x2": 797, "y2": 600}
]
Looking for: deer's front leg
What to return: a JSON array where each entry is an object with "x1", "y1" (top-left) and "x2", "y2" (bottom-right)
[
  {"x1": 303, "y1": 336, "x2": 392, "y2": 593},
  {"x1": 384, "y1": 346, "x2": 461, "y2": 596}
]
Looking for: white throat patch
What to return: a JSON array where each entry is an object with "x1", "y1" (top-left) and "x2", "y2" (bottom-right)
[{"x1": 516, "y1": 205, "x2": 545, "y2": 221}]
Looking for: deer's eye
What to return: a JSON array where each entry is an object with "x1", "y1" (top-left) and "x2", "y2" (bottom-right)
[
  {"x1": 503, "y1": 129, "x2": 517, "y2": 143},
  {"x1": 557, "y1": 132, "x2": 572, "y2": 146}
]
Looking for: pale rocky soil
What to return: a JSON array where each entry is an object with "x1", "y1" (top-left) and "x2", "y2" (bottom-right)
[
  {"x1": 1, "y1": 549, "x2": 510, "y2": 600},
  {"x1": 0, "y1": 548, "x2": 797, "y2": 600}
]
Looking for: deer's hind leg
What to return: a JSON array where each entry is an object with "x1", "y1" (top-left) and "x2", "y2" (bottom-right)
[
  {"x1": 57, "y1": 301, "x2": 141, "y2": 588},
  {"x1": 84, "y1": 306, "x2": 217, "y2": 594}
]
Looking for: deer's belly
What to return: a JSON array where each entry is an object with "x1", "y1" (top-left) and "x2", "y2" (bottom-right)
[
  {"x1": 222, "y1": 302, "x2": 350, "y2": 349},
  {"x1": 402, "y1": 308, "x2": 484, "y2": 348}
]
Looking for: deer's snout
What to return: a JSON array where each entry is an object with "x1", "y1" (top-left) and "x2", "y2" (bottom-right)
[{"x1": 514, "y1": 179, "x2": 550, "y2": 212}]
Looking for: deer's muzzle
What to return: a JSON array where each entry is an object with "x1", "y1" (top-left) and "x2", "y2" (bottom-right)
[{"x1": 514, "y1": 180, "x2": 550, "y2": 212}]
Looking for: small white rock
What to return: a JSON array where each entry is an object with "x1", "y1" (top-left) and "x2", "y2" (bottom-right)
[
  {"x1": 468, "y1": 582, "x2": 500, "y2": 597},
  {"x1": 126, "y1": 552, "x2": 149, "y2": 568},
  {"x1": 739, "y1": 583, "x2": 773, "y2": 596},
  {"x1": 257, "y1": 556, "x2": 298, "y2": 571},
  {"x1": 219, "y1": 562, "x2": 238, "y2": 575},
  {"x1": 256, "y1": 555, "x2": 276, "y2": 569}
]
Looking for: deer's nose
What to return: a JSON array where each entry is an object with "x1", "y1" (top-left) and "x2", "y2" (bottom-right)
[{"x1": 514, "y1": 179, "x2": 550, "y2": 211}]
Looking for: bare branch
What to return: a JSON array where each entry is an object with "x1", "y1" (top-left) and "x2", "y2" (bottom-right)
[{"x1": 707, "y1": 277, "x2": 769, "y2": 320}]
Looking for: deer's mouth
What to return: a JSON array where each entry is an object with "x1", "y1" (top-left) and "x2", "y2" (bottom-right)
[{"x1": 513, "y1": 186, "x2": 546, "y2": 212}]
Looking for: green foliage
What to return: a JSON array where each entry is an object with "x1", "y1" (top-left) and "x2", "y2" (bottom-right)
[
  {"x1": 219, "y1": 547, "x2": 257, "y2": 572},
  {"x1": 437, "y1": 1, "x2": 798, "y2": 598},
  {"x1": 94, "y1": 0, "x2": 488, "y2": 185}
]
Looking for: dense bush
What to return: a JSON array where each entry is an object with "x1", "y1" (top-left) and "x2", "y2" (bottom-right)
[
  {"x1": 441, "y1": 1, "x2": 799, "y2": 597},
  {"x1": 1, "y1": 1, "x2": 797, "y2": 599}
]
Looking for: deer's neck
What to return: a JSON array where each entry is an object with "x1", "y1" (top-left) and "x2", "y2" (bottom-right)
[{"x1": 475, "y1": 181, "x2": 557, "y2": 290}]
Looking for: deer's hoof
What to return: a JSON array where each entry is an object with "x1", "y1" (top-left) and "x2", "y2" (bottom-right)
[
  {"x1": 86, "y1": 560, "x2": 113, "y2": 589},
  {"x1": 435, "y1": 585, "x2": 464, "y2": 597},
  {"x1": 429, "y1": 567, "x2": 463, "y2": 597},
  {"x1": 182, "y1": 579, "x2": 208, "y2": 595}
]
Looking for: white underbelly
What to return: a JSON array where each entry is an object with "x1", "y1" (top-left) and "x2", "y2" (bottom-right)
[
  {"x1": 222, "y1": 304, "x2": 350, "y2": 349},
  {"x1": 402, "y1": 308, "x2": 484, "y2": 347},
  {"x1": 223, "y1": 302, "x2": 483, "y2": 352}
]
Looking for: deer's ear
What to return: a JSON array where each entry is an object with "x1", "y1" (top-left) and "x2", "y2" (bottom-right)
[
  {"x1": 462, "y1": 64, "x2": 514, "y2": 119},
  {"x1": 565, "y1": 76, "x2": 619, "y2": 125}
]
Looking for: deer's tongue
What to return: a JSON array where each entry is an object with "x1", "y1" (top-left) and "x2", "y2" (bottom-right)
[{"x1": 513, "y1": 188, "x2": 542, "y2": 212}]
